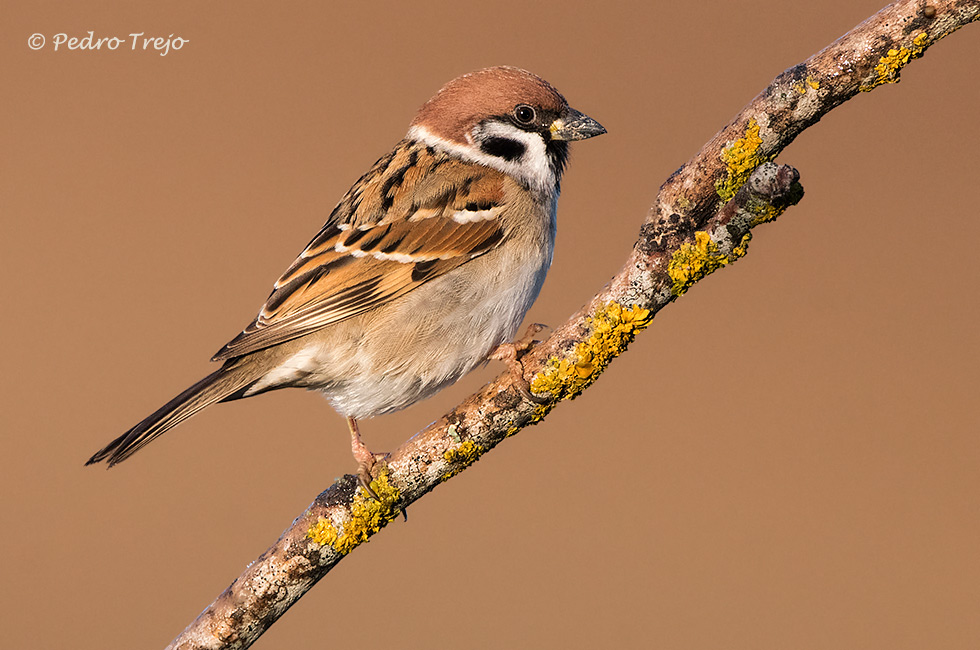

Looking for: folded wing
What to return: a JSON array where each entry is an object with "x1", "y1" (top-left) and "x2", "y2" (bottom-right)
[{"x1": 213, "y1": 142, "x2": 510, "y2": 361}]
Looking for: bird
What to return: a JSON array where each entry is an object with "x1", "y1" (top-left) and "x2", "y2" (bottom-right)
[{"x1": 86, "y1": 66, "x2": 606, "y2": 491}]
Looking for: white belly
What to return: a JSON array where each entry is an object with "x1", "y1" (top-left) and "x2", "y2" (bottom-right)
[{"x1": 282, "y1": 237, "x2": 553, "y2": 419}]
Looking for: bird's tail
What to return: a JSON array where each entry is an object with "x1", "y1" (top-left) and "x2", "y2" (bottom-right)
[{"x1": 86, "y1": 361, "x2": 255, "y2": 467}]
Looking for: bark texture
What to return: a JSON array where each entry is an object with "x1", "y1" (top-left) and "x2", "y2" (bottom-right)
[{"x1": 168, "y1": 1, "x2": 980, "y2": 648}]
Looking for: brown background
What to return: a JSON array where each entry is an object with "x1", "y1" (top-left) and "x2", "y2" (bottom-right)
[{"x1": 2, "y1": 1, "x2": 978, "y2": 648}]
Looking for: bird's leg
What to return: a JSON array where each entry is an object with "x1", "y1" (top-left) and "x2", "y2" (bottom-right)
[
  {"x1": 489, "y1": 323, "x2": 550, "y2": 405},
  {"x1": 347, "y1": 416, "x2": 384, "y2": 500}
]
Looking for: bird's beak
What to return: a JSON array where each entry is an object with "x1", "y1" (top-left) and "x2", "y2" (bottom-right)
[{"x1": 549, "y1": 108, "x2": 606, "y2": 141}]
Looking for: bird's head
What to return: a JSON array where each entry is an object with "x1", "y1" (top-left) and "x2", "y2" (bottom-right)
[{"x1": 408, "y1": 66, "x2": 605, "y2": 195}]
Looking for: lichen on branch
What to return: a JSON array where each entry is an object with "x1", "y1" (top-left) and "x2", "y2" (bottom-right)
[
  {"x1": 530, "y1": 302, "x2": 652, "y2": 403},
  {"x1": 167, "y1": 3, "x2": 980, "y2": 648}
]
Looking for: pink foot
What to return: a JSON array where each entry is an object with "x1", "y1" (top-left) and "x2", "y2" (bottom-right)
[
  {"x1": 347, "y1": 417, "x2": 387, "y2": 499},
  {"x1": 489, "y1": 323, "x2": 550, "y2": 405}
]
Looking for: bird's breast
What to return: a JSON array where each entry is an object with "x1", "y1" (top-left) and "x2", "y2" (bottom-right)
[{"x1": 312, "y1": 202, "x2": 555, "y2": 419}]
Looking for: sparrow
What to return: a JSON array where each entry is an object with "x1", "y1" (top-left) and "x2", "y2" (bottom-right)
[{"x1": 86, "y1": 66, "x2": 605, "y2": 490}]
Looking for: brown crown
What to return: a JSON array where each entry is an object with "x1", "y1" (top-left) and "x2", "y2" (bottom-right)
[{"x1": 411, "y1": 66, "x2": 569, "y2": 145}]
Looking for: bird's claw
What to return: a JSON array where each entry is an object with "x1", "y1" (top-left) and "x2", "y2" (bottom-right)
[{"x1": 490, "y1": 323, "x2": 551, "y2": 405}]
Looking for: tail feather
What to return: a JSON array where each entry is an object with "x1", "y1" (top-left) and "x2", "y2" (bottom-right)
[{"x1": 86, "y1": 363, "x2": 253, "y2": 467}]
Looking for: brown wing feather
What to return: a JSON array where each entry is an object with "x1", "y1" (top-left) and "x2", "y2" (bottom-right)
[{"x1": 212, "y1": 141, "x2": 510, "y2": 361}]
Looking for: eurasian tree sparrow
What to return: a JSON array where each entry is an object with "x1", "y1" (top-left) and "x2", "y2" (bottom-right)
[{"x1": 86, "y1": 66, "x2": 605, "y2": 489}]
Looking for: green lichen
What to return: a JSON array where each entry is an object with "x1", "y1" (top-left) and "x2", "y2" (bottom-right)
[
  {"x1": 744, "y1": 194, "x2": 785, "y2": 227},
  {"x1": 447, "y1": 423, "x2": 461, "y2": 443},
  {"x1": 860, "y1": 32, "x2": 930, "y2": 92},
  {"x1": 442, "y1": 439, "x2": 485, "y2": 480},
  {"x1": 667, "y1": 230, "x2": 749, "y2": 297},
  {"x1": 749, "y1": 203, "x2": 781, "y2": 227},
  {"x1": 716, "y1": 119, "x2": 765, "y2": 202},
  {"x1": 306, "y1": 470, "x2": 401, "y2": 556},
  {"x1": 530, "y1": 302, "x2": 652, "y2": 403}
]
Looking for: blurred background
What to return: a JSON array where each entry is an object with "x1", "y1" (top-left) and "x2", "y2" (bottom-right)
[{"x1": 2, "y1": 1, "x2": 978, "y2": 648}]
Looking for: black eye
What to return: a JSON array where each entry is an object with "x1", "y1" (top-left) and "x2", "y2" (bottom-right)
[{"x1": 513, "y1": 104, "x2": 536, "y2": 124}]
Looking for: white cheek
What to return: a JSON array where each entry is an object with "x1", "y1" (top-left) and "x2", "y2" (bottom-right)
[
  {"x1": 471, "y1": 121, "x2": 553, "y2": 191},
  {"x1": 407, "y1": 125, "x2": 558, "y2": 200}
]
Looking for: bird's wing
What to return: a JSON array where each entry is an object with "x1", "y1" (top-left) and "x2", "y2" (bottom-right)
[{"x1": 212, "y1": 141, "x2": 511, "y2": 361}]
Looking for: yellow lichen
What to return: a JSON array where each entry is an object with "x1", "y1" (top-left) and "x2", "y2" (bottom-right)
[
  {"x1": 529, "y1": 302, "x2": 652, "y2": 402},
  {"x1": 442, "y1": 439, "x2": 485, "y2": 480},
  {"x1": 791, "y1": 76, "x2": 820, "y2": 95},
  {"x1": 307, "y1": 516, "x2": 339, "y2": 547},
  {"x1": 667, "y1": 230, "x2": 747, "y2": 297},
  {"x1": 732, "y1": 232, "x2": 752, "y2": 259},
  {"x1": 529, "y1": 403, "x2": 551, "y2": 423},
  {"x1": 860, "y1": 32, "x2": 931, "y2": 92},
  {"x1": 306, "y1": 469, "x2": 401, "y2": 556},
  {"x1": 716, "y1": 119, "x2": 766, "y2": 202}
]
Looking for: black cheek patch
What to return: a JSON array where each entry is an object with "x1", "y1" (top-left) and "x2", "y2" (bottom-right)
[{"x1": 480, "y1": 137, "x2": 526, "y2": 162}]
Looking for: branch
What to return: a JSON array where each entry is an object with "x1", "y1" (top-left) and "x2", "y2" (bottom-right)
[{"x1": 167, "y1": 2, "x2": 979, "y2": 648}]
